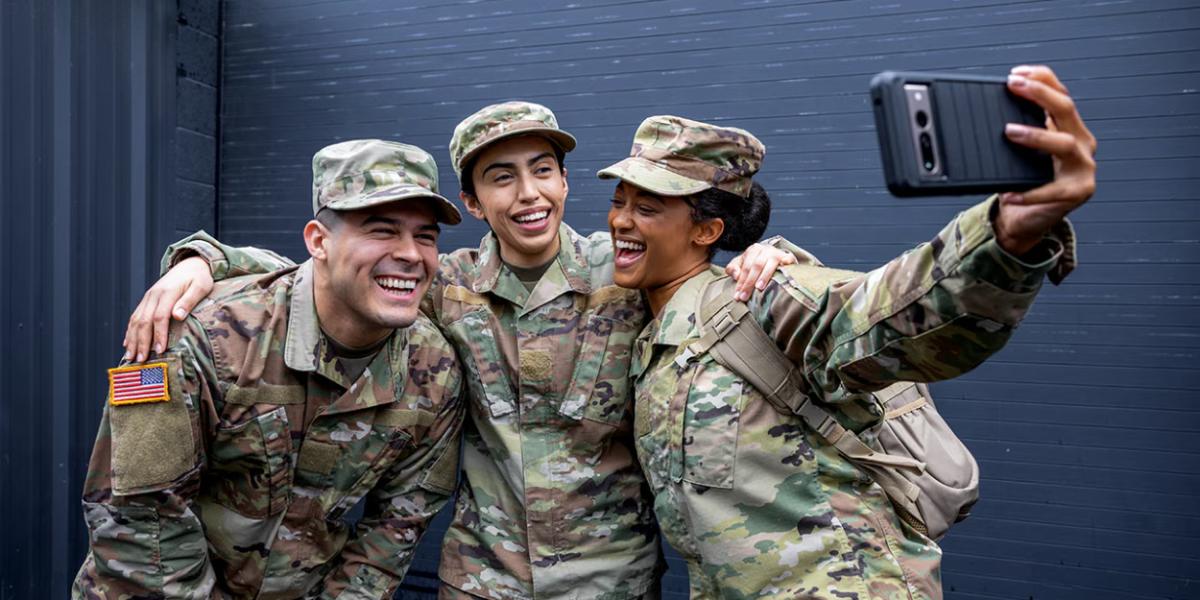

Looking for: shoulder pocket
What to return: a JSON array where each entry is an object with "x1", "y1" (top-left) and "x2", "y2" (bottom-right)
[
  {"x1": 110, "y1": 356, "x2": 198, "y2": 495},
  {"x1": 446, "y1": 307, "x2": 516, "y2": 419},
  {"x1": 680, "y1": 361, "x2": 743, "y2": 489}
]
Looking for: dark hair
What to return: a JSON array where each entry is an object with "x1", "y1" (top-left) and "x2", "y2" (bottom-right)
[
  {"x1": 460, "y1": 141, "x2": 566, "y2": 197},
  {"x1": 688, "y1": 181, "x2": 771, "y2": 259},
  {"x1": 314, "y1": 207, "x2": 343, "y2": 231}
]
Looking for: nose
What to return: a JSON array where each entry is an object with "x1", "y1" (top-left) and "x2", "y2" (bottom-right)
[
  {"x1": 516, "y1": 173, "x2": 539, "y2": 203},
  {"x1": 390, "y1": 235, "x2": 421, "y2": 264},
  {"x1": 609, "y1": 202, "x2": 633, "y2": 232}
]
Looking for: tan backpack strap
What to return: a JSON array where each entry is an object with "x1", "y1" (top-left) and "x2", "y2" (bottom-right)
[{"x1": 692, "y1": 278, "x2": 925, "y2": 482}]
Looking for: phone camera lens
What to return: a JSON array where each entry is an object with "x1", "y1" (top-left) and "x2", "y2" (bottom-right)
[
  {"x1": 915, "y1": 110, "x2": 929, "y2": 128},
  {"x1": 919, "y1": 132, "x2": 936, "y2": 172}
]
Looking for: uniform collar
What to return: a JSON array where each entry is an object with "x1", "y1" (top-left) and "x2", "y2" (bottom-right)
[
  {"x1": 470, "y1": 223, "x2": 593, "y2": 311},
  {"x1": 649, "y1": 265, "x2": 725, "y2": 348},
  {"x1": 284, "y1": 260, "x2": 407, "y2": 400}
]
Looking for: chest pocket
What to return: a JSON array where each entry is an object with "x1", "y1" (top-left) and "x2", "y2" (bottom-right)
[
  {"x1": 203, "y1": 406, "x2": 292, "y2": 518},
  {"x1": 308, "y1": 415, "x2": 414, "y2": 520},
  {"x1": 446, "y1": 307, "x2": 516, "y2": 419},
  {"x1": 680, "y1": 360, "x2": 744, "y2": 490},
  {"x1": 560, "y1": 314, "x2": 636, "y2": 425}
]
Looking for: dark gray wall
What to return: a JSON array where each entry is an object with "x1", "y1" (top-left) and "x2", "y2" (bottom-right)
[
  {"x1": 217, "y1": 2, "x2": 1200, "y2": 599},
  {"x1": 0, "y1": 0, "x2": 219, "y2": 596}
]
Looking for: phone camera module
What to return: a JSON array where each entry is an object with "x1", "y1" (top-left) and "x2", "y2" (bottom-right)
[{"x1": 915, "y1": 110, "x2": 929, "y2": 129}]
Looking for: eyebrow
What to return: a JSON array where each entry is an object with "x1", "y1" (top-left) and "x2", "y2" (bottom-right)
[
  {"x1": 361, "y1": 215, "x2": 440, "y2": 233},
  {"x1": 480, "y1": 152, "x2": 556, "y2": 177}
]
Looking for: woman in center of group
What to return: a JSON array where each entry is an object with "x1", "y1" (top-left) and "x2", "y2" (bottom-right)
[{"x1": 596, "y1": 64, "x2": 1094, "y2": 599}]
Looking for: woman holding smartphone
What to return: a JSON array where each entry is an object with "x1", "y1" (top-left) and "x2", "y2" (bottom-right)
[{"x1": 599, "y1": 65, "x2": 1094, "y2": 599}]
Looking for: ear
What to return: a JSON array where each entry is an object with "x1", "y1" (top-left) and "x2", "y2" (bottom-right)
[
  {"x1": 561, "y1": 166, "x2": 569, "y2": 198},
  {"x1": 460, "y1": 191, "x2": 487, "y2": 222},
  {"x1": 304, "y1": 219, "x2": 330, "y2": 260},
  {"x1": 692, "y1": 217, "x2": 724, "y2": 249}
]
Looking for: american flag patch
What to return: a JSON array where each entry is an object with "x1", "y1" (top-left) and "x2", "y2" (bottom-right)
[{"x1": 108, "y1": 363, "x2": 170, "y2": 406}]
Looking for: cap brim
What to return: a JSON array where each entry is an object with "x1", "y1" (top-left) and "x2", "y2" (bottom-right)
[
  {"x1": 324, "y1": 183, "x2": 462, "y2": 225},
  {"x1": 457, "y1": 126, "x2": 578, "y2": 180},
  {"x1": 596, "y1": 156, "x2": 711, "y2": 196}
]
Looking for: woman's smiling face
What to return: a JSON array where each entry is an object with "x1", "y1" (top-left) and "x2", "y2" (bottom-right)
[{"x1": 607, "y1": 181, "x2": 717, "y2": 297}]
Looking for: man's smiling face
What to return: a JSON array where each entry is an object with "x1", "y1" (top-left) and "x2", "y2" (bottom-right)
[{"x1": 308, "y1": 200, "x2": 440, "y2": 347}]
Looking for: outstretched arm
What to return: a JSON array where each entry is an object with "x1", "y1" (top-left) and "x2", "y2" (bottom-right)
[{"x1": 755, "y1": 64, "x2": 1094, "y2": 399}]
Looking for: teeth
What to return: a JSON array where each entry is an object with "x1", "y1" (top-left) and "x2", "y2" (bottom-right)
[
  {"x1": 376, "y1": 277, "x2": 417, "y2": 292},
  {"x1": 515, "y1": 210, "x2": 549, "y2": 223},
  {"x1": 615, "y1": 240, "x2": 645, "y2": 252}
]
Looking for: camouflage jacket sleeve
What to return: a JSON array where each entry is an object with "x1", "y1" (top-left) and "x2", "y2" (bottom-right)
[
  {"x1": 755, "y1": 196, "x2": 1075, "y2": 400},
  {"x1": 72, "y1": 319, "x2": 221, "y2": 598},
  {"x1": 161, "y1": 230, "x2": 295, "y2": 280},
  {"x1": 317, "y1": 348, "x2": 466, "y2": 599}
]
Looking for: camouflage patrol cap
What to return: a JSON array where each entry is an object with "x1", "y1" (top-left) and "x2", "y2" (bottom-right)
[
  {"x1": 312, "y1": 139, "x2": 461, "y2": 224},
  {"x1": 449, "y1": 101, "x2": 577, "y2": 182},
  {"x1": 597, "y1": 115, "x2": 765, "y2": 198}
]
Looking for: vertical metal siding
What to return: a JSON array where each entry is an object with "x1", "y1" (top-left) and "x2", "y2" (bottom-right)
[
  {"x1": 217, "y1": 0, "x2": 1197, "y2": 598},
  {"x1": 0, "y1": 0, "x2": 179, "y2": 596}
]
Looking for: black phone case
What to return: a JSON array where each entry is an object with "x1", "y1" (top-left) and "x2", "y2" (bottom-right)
[{"x1": 871, "y1": 71, "x2": 1054, "y2": 197}]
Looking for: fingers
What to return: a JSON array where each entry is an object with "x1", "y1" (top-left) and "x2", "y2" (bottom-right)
[
  {"x1": 1011, "y1": 65, "x2": 1067, "y2": 94},
  {"x1": 124, "y1": 291, "x2": 161, "y2": 363},
  {"x1": 175, "y1": 280, "x2": 208, "y2": 320},
  {"x1": 1005, "y1": 123, "x2": 1080, "y2": 157},
  {"x1": 733, "y1": 255, "x2": 765, "y2": 302},
  {"x1": 725, "y1": 254, "x2": 745, "y2": 279},
  {"x1": 121, "y1": 257, "x2": 214, "y2": 363},
  {"x1": 729, "y1": 244, "x2": 796, "y2": 302},
  {"x1": 1007, "y1": 71, "x2": 1097, "y2": 155}
]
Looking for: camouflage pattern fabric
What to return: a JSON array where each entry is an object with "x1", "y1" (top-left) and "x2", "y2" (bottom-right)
[
  {"x1": 429, "y1": 224, "x2": 660, "y2": 600},
  {"x1": 447, "y1": 101, "x2": 577, "y2": 182},
  {"x1": 161, "y1": 226, "x2": 664, "y2": 600},
  {"x1": 629, "y1": 197, "x2": 1075, "y2": 599},
  {"x1": 597, "y1": 115, "x2": 765, "y2": 198},
  {"x1": 73, "y1": 260, "x2": 465, "y2": 599},
  {"x1": 312, "y1": 139, "x2": 461, "y2": 224}
]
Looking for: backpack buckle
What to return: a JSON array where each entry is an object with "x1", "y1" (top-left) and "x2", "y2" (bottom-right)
[{"x1": 674, "y1": 346, "x2": 697, "y2": 369}]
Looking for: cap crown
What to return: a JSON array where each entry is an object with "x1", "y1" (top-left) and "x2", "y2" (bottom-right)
[
  {"x1": 311, "y1": 139, "x2": 440, "y2": 214},
  {"x1": 448, "y1": 101, "x2": 574, "y2": 180},
  {"x1": 627, "y1": 115, "x2": 765, "y2": 197}
]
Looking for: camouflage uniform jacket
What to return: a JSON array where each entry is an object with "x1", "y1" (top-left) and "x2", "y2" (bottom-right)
[
  {"x1": 631, "y1": 198, "x2": 1075, "y2": 600},
  {"x1": 73, "y1": 260, "x2": 465, "y2": 599},
  {"x1": 164, "y1": 225, "x2": 662, "y2": 600}
]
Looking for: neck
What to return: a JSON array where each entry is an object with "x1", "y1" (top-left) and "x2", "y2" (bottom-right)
[
  {"x1": 498, "y1": 230, "x2": 561, "y2": 269},
  {"x1": 646, "y1": 259, "x2": 712, "y2": 317},
  {"x1": 312, "y1": 274, "x2": 392, "y2": 350}
]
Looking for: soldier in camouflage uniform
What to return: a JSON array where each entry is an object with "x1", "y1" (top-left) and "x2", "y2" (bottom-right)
[
  {"x1": 122, "y1": 102, "x2": 800, "y2": 599},
  {"x1": 600, "y1": 65, "x2": 1095, "y2": 599},
  {"x1": 73, "y1": 140, "x2": 466, "y2": 599}
]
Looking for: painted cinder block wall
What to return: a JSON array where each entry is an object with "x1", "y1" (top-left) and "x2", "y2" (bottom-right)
[
  {"x1": 214, "y1": 2, "x2": 1200, "y2": 598},
  {"x1": 2, "y1": 1, "x2": 1195, "y2": 598}
]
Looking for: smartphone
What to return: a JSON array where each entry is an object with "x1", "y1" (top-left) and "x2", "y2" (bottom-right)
[{"x1": 870, "y1": 71, "x2": 1054, "y2": 197}]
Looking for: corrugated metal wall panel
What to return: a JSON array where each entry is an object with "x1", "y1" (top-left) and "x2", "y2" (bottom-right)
[
  {"x1": 212, "y1": 1, "x2": 1199, "y2": 598},
  {"x1": 0, "y1": 0, "x2": 217, "y2": 596}
]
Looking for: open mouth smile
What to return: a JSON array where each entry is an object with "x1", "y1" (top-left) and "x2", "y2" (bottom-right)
[
  {"x1": 512, "y1": 208, "x2": 552, "y2": 232},
  {"x1": 613, "y1": 239, "x2": 646, "y2": 269},
  {"x1": 374, "y1": 275, "x2": 421, "y2": 300}
]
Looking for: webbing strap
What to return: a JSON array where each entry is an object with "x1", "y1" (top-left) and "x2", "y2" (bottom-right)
[{"x1": 693, "y1": 277, "x2": 925, "y2": 488}]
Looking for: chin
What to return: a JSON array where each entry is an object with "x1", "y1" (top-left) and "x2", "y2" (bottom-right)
[
  {"x1": 378, "y1": 309, "x2": 420, "y2": 331},
  {"x1": 612, "y1": 270, "x2": 640, "y2": 290}
]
